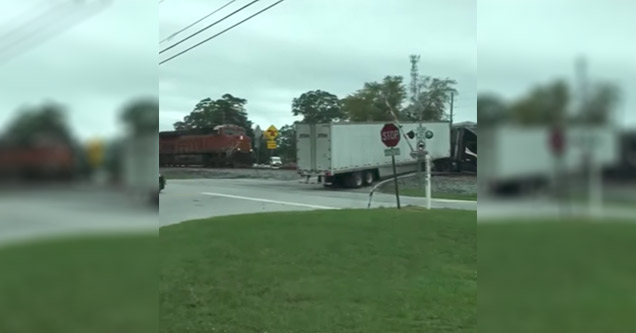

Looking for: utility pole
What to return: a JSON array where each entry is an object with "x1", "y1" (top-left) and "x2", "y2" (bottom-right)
[
  {"x1": 577, "y1": 56, "x2": 602, "y2": 218},
  {"x1": 450, "y1": 92, "x2": 455, "y2": 127},
  {"x1": 410, "y1": 55, "x2": 425, "y2": 191}
]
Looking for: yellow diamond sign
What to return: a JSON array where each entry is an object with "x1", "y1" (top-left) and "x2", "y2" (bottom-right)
[{"x1": 265, "y1": 125, "x2": 278, "y2": 139}]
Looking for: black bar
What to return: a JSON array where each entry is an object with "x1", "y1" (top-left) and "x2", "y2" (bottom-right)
[{"x1": 392, "y1": 152, "x2": 401, "y2": 209}]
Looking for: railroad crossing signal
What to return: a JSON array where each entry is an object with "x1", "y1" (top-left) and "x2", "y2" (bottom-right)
[
  {"x1": 265, "y1": 125, "x2": 278, "y2": 140},
  {"x1": 267, "y1": 140, "x2": 277, "y2": 149},
  {"x1": 417, "y1": 140, "x2": 426, "y2": 151}
]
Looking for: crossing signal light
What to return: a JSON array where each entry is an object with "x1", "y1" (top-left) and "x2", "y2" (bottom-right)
[{"x1": 407, "y1": 130, "x2": 415, "y2": 139}]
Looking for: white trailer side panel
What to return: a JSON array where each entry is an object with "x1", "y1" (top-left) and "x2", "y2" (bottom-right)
[
  {"x1": 297, "y1": 122, "x2": 451, "y2": 176},
  {"x1": 481, "y1": 125, "x2": 619, "y2": 183}
]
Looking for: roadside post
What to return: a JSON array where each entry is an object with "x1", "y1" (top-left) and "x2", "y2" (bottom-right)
[
  {"x1": 411, "y1": 128, "x2": 434, "y2": 209},
  {"x1": 254, "y1": 125, "x2": 262, "y2": 165},
  {"x1": 381, "y1": 123, "x2": 401, "y2": 209},
  {"x1": 265, "y1": 124, "x2": 278, "y2": 161}
]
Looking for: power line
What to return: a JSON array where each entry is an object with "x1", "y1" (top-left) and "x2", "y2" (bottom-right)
[
  {"x1": 160, "y1": 0, "x2": 237, "y2": 44},
  {"x1": 160, "y1": 0, "x2": 260, "y2": 55},
  {"x1": 0, "y1": 2, "x2": 110, "y2": 65},
  {"x1": 160, "y1": 0, "x2": 285, "y2": 65}
]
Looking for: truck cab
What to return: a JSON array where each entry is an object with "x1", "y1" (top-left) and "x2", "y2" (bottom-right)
[{"x1": 270, "y1": 156, "x2": 282, "y2": 168}]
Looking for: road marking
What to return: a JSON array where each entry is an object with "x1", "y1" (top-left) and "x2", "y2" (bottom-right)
[{"x1": 201, "y1": 192, "x2": 337, "y2": 210}]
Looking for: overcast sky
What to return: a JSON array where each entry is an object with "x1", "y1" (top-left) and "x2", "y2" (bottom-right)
[
  {"x1": 0, "y1": 0, "x2": 157, "y2": 141},
  {"x1": 159, "y1": 0, "x2": 477, "y2": 132},
  {"x1": 479, "y1": 0, "x2": 636, "y2": 126}
]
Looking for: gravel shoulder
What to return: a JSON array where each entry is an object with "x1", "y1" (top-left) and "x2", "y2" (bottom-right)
[
  {"x1": 160, "y1": 167, "x2": 302, "y2": 181},
  {"x1": 161, "y1": 167, "x2": 477, "y2": 199}
]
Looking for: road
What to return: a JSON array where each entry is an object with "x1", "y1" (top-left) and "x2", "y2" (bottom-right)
[
  {"x1": 478, "y1": 197, "x2": 636, "y2": 222},
  {"x1": 159, "y1": 178, "x2": 477, "y2": 226},
  {"x1": 0, "y1": 186, "x2": 157, "y2": 246}
]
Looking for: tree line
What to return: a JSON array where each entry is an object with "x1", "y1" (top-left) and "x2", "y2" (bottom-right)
[{"x1": 172, "y1": 55, "x2": 458, "y2": 163}]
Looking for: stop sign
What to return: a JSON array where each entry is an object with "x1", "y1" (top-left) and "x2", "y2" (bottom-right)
[
  {"x1": 381, "y1": 123, "x2": 401, "y2": 147},
  {"x1": 550, "y1": 126, "x2": 565, "y2": 156}
]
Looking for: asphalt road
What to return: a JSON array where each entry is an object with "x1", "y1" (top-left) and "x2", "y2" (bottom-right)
[
  {"x1": 0, "y1": 186, "x2": 157, "y2": 246},
  {"x1": 159, "y1": 178, "x2": 477, "y2": 226}
]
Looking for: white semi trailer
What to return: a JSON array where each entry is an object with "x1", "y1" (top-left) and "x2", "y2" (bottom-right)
[
  {"x1": 479, "y1": 124, "x2": 620, "y2": 194},
  {"x1": 296, "y1": 122, "x2": 452, "y2": 188}
]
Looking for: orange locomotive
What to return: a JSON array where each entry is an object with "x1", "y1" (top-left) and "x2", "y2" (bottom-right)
[{"x1": 159, "y1": 125, "x2": 253, "y2": 168}]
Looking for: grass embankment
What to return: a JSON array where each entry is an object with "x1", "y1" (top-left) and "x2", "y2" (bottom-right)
[
  {"x1": 396, "y1": 188, "x2": 478, "y2": 201},
  {"x1": 161, "y1": 209, "x2": 476, "y2": 332},
  {"x1": 479, "y1": 220, "x2": 636, "y2": 333},
  {"x1": 0, "y1": 234, "x2": 157, "y2": 333}
]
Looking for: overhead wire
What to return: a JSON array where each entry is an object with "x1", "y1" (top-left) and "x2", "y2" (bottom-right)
[
  {"x1": 160, "y1": 0, "x2": 260, "y2": 54},
  {"x1": 160, "y1": 0, "x2": 286, "y2": 65},
  {"x1": 0, "y1": 1, "x2": 111, "y2": 65},
  {"x1": 160, "y1": 0, "x2": 237, "y2": 44}
]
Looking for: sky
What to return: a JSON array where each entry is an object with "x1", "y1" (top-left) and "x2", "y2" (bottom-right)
[
  {"x1": 478, "y1": 0, "x2": 636, "y2": 127},
  {"x1": 159, "y1": 0, "x2": 477, "y2": 132},
  {"x1": 0, "y1": 0, "x2": 158, "y2": 141}
]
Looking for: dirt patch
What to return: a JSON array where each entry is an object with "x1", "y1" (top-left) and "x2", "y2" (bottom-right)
[
  {"x1": 161, "y1": 167, "x2": 302, "y2": 181},
  {"x1": 381, "y1": 174, "x2": 478, "y2": 196}
]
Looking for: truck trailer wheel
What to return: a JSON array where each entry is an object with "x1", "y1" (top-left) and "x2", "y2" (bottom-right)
[
  {"x1": 344, "y1": 172, "x2": 363, "y2": 188},
  {"x1": 363, "y1": 170, "x2": 374, "y2": 186}
]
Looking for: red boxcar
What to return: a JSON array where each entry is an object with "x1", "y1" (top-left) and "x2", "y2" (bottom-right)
[
  {"x1": 159, "y1": 125, "x2": 253, "y2": 168},
  {"x1": 0, "y1": 144, "x2": 75, "y2": 179}
]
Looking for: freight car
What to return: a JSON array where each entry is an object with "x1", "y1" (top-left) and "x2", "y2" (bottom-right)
[
  {"x1": 159, "y1": 125, "x2": 253, "y2": 168},
  {"x1": 0, "y1": 143, "x2": 76, "y2": 180}
]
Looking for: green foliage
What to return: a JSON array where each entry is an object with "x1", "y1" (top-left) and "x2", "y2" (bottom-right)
[
  {"x1": 173, "y1": 94, "x2": 253, "y2": 136},
  {"x1": 477, "y1": 93, "x2": 508, "y2": 125},
  {"x1": 577, "y1": 82, "x2": 621, "y2": 124},
  {"x1": 508, "y1": 80, "x2": 569, "y2": 125},
  {"x1": 342, "y1": 76, "x2": 407, "y2": 122},
  {"x1": 121, "y1": 97, "x2": 159, "y2": 135},
  {"x1": 403, "y1": 76, "x2": 457, "y2": 122},
  {"x1": 483, "y1": 79, "x2": 621, "y2": 126},
  {"x1": 3, "y1": 102, "x2": 75, "y2": 147},
  {"x1": 275, "y1": 123, "x2": 297, "y2": 162},
  {"x1": 291, "y1": 90, "x2": 343, "y2": 124}
]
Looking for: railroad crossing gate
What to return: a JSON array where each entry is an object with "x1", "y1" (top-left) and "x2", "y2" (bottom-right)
[{"x1": 265, "y1": 125, "x2": 278, "y2": 140}]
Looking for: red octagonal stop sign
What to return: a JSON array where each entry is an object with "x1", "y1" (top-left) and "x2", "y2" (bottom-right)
[
  {"x1": 550, "y1": 126, "x2": 565, "y2": 156},
  {"x1": 381, "y1": 123, "x2": 401, "y2": 147}
]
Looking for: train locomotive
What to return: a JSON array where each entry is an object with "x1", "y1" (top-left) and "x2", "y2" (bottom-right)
[{"x1": 159, "y1": 124, "x2": 253, "y2": 168}]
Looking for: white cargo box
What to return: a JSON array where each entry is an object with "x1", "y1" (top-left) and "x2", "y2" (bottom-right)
[
  {"x1": 296, "y1": 122, "x2": 451, "y2": 177},
  {"x1": 479, "y1": 125, "x2": 620, "y2": 183}
]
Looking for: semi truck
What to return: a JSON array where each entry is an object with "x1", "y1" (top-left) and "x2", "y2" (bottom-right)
[
  {"x1": 478, "y1": 124, "x2": 620, "y2": 195},
  {"x1": 296, "y1": 122, "x2": 452, "y2": 188}
]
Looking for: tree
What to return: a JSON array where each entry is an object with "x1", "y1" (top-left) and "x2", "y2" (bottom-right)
[
  {"x1": 173, "y1": 94, "x2": 254, "y2": 137},
  {"x1": 477, "y1": 93, "x2": 508, "y2": 126},
  {"x1": 292, "y1": 90, "x2": 344, "y2": 123},
  {"x1": 275, "y1": 123, "x2": 297, "y2": 162},
  {"x1": 342, "y1": 76, "x2": 407, "y2": 122},
  {"x1": 508, "y1": 80, "x2": 569, "y2": 125},
  {"x1": 403, "y1": 77, "x2": 457, "y2": 121},
  {"x1": 403, "y1": 55, "x2": 458, "y2": 122},
  {"x1": 4, "y1": 101, "x2": 75, "y2": 147},
  {"x1": 578, "y1": 82, "x2": 621, "y2": 124},
  {"x1": 121, "y1": 97, "x2": 159, "y2": 135}
]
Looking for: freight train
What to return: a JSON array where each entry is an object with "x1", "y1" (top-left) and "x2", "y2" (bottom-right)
[
  {"x1": 0, "y1": 143, "x2": 76, "y2": 180},
  {"x1": 159, "y1": 125, "x2": 253, "y2": 168}
]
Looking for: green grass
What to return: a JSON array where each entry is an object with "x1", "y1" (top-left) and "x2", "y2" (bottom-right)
[
  {"x1": 397, "y1": 189, "x2": 477, "y2": 201},
  {"x1": 160, "y1": 209, "x2": 476, "y2": 332},
  {"x1": 0, "y1": 233, "x2": 157, "y2": 333},
  {"x1": 479, "y1": 220, "x2": 636, "y2": 333}
]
